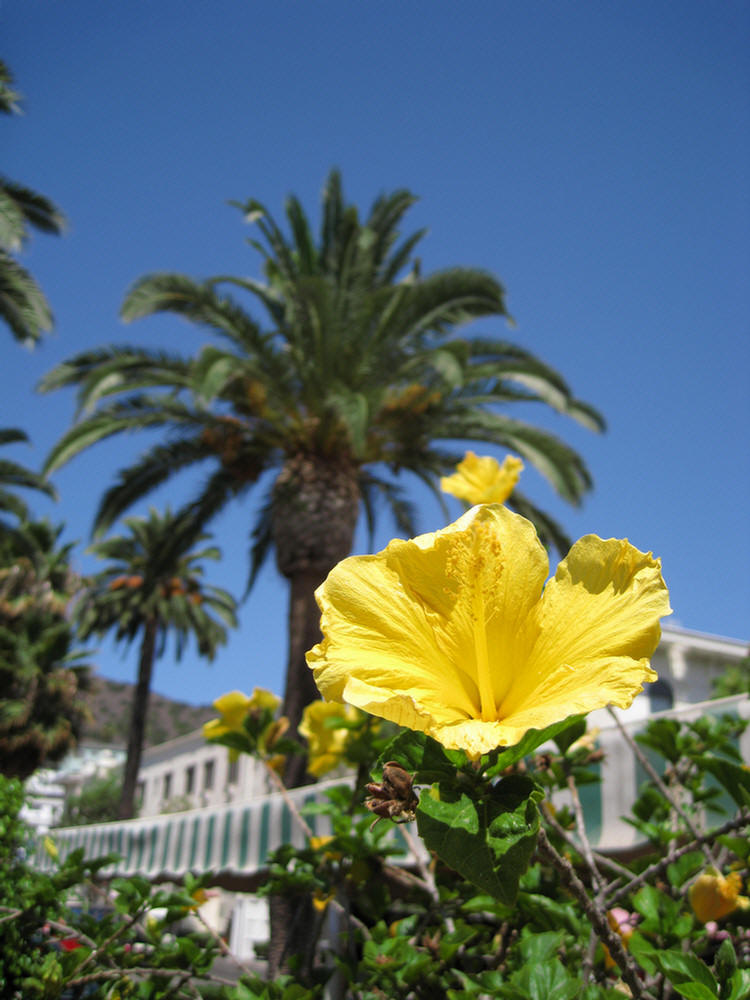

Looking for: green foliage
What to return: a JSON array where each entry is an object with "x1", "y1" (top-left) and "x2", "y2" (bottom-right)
[
  {"x1": 245, "y1": 708, "x2": 750, "y2": 998},
  {"x1": 0, "y1": 518, "x2": 90, "y2": 779},
  {"x1": 59, "y1": 769, "x2": 122, "y2": 827},
  {"x1": 0, "y1": 774, "x2": 237, "y2": 998},
  {"x1": 712, "y1": 658, "x2": 750, "y2": 699},
  {"x1": 7, "y1": 701, "x2": 750, "y2": 997}
]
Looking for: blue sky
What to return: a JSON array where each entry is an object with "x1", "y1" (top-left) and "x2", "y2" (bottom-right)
[{"x1": 3, "y1": 2, "x2": 749, "y2": 706}]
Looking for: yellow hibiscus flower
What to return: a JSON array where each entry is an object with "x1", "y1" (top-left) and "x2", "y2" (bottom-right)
[
  {"x1": 689, "y1": 868, "x2": 750, "y2": 924},
  {"x1": 307, "y1": 504, "x2": 670, "y2": 757},
  {"x1": 202, "y1": 688, "x2": 280, "y2": 741},
  {"x1": 299, "y1": 700, "x2": 360, "y2": 777},
  {"x1": 440, "y1": 452, "x2": 523, "y2": 505}
]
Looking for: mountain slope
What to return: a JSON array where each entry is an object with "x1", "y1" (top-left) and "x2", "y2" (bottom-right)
[{"x1": 80, "y1": 676, "x2": 215, "y2": 748}]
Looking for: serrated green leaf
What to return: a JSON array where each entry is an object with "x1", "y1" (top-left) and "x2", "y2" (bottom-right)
[
  {"x1": 512, "y1": 957, "x2": 580, "y2": 1000},
  {"x1": 417, "y1": 774, "x2": 540, "y2": 903}
]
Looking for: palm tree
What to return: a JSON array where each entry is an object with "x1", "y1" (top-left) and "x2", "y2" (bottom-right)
[
  {"x1": 75, "y1": 508, "x2": 237, "y2": 818},
  {"x1": 0, "y1": 427, "x2": 57, "y2": 532},
  {"x1": 0, "y1": 518, "x2": 89, "y2": 780},
  {"x1": 40, "y1": 169, "x2": 604, "y2": 786},
  {"x1": 0, "y1": 61, "x2": 66, "y2": 346}
]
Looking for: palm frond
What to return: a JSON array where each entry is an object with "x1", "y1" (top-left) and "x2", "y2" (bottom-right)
[
  {"x1": 122, "y1": 273, "x2": 267, "y2": 356},
  {"x1": 43, "y1": 395, "x2": 203, "y2": 475},
  {"x1": 0, "y1": 179, "x2": 66, "y2": 242},
  {"x1": 246, "y1": 491, "x2": 274, "y2": 594},
  {"x1": 92, "y1": 436, "x2": 215, "y2": 535},
  {"x1": 0, "y1": 249, "x2": 53, "y2": 345}
]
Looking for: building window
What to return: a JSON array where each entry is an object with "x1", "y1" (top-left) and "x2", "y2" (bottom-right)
[
  {"x1": 185, "y1": 765, "x2": 195, "y2": 794},
  {"x1": 163, "y1": 772, "x2": 172, "y2": 801},
  {"x1": 228, "y1": 758, "x2": 239, "y2": 785},
  {"x1": 648, "y1": 679, "x2": 674, "y2": 713},
  {"x1": 136, "y1": 781, "x2": 145, "y2": 810},
  {"x1": 203, "y1": 759, "x2": 215, "y2": 791}
]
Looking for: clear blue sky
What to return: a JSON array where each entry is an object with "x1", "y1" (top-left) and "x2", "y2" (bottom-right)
[{"x1": 3, "y1": 2, "x2": 749, "y2": 706}]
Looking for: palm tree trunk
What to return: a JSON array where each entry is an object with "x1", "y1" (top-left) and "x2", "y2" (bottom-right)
[
  {"x1": 281, "y1": 569, "x2": 328, "y2": 789},
  {"x1": 269, "y1": 457, "x2": 359, "y2": 977},
  {"x1": 118, "y1": 617, "x2": 157, "y2": 819}
]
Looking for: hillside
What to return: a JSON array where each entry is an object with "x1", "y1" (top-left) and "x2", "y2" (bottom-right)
[{"x1": 81, "y1": 676, "x2": 215, "y2": 748}]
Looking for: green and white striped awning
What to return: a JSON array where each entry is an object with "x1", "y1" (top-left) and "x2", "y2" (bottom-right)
[
  {"x1": 35, "y1": 696, "x2": 748, "y2": 880},
  {"x1": 34, "y1": 778, "x2": 350, "y2": 881}
]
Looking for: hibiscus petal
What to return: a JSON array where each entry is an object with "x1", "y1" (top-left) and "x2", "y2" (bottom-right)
[
  {"x1": 307, "y1": 509, "x2": 670, "y2": 756},
  {"x1": 498, "y1": 536, "x2": 670, "y2": 726},
  {"x1": 213, "y1": 690, "x2": 253, "y2": 729},
  {"x1": 308, "y1": 505, "x2": 548, "y2": 737}
]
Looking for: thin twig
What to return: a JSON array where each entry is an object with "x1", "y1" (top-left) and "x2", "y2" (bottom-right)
[
  {"x1": 541, "y1": 803, "x2": 633, "y2": 881},
  {"x1": 564, "y1": 768, "x2": 604, "y2": 893},
  {"x1": 398, "y1": 821, "x2": 439, "y2": 904},
  {"x1": 44, "y1": 918, "x2": 102, "y2": 956},
  {"x1": 69, "y1": 905, "x2": 147, "y2": 977},
  {"x1": 262, "y1": 759, "x2": 314, "y2": 839},
  {"x1": 606, "y1": 707, "x2": 716, "y2": 864},
  {"x1": 67, "y1": 965, "x2": 212, "y2": 993},
  {"x1": 537, "y1": 827, "x2": 657, "y2": 1000},
  {"x1": 195, "y1": 906, "x2": 259, "y2": 979},
  {"x1": 608, "y1": 810, "x2": 750, "y2": 908},
  {"x1": 329, "y1": 896, "x2": 372, "y2": 939}
]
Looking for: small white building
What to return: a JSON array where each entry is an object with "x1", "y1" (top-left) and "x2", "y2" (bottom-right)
[{"x1": 22, "y1": 743, "x2": 125, "y2": 834}]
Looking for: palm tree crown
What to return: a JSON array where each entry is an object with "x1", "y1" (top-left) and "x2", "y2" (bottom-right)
[
  {"x1": 76, "y1": 507, "x2": 237, "y2": 817},
  {"x1": 41, "y1": 170, "x2": 604, "y2": 780}
]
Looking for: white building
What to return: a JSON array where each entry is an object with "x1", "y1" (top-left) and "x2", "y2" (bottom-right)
[{"x1": 137, "y1": 729, "x2": 273, "y2": 817}]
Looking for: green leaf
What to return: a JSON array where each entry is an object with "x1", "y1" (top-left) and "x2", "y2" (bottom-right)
[
  {"x1": 512, "y1": 957, "x2": 580, "y2": 1000},
  {"x1": 516, "y1": 892, "x2": 583, "y2": 935},
  {"x1": 552, "y1": 716, "x2": 588, "y2": 755},
  {"x1": 417, "y1": 774, "x2": 541, "y2": 903},
  {"x1": 375, "y1": 729, "x2": 465, "y2": 784},
  {"x1": 717, "y1": 835, "x2": 750, "y2": 862},
  {"x1": 725, "y1": 970, "x2": 750, "y2": 1000},
  {"x1": 699, "y1": 756, "x2": 750, "y2": 809},
  {"x1": 486, "y1": 715, "x2": 587, "y2": 775},
  {"x1": 627, "y1": 932, "x2": 658, "y2": 975},
  {"x1": 667, "y1": 850, "x2": 705, "y2": 888},
  {"x1": 715, "y1": 938, "x2": 738, "y2": 989},
  {"x1": 516, "y1": 929, "x2": 566, "y2": 964},
  {"x1": 674, "y1": 985, "x2": 719, "y2": 1000},
  {"x1": 636, "y1": 718, "x2": 681, "y2": 763},
  {"x1": 651, "y1": 949, "x2": 718, "y2": 993}
]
